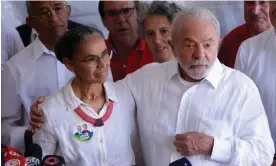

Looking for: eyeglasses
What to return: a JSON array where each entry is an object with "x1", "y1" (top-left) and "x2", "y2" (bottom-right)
[
  {"x1": 104, "y1": 7, "x2": 135, "y2": 19},
  {"x1": 31, "y1": 5, "x2": 68, "y2": 20},
  {"x1": 74, "y1": 51, "x2": 112, "y2": 67}
]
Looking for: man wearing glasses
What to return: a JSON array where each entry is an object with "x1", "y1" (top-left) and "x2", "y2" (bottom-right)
[
  {"x1": 1, "y1": 1, "x2": 111, "y2": 150},
  {"x1": 99, "y1": 1, "x2": 154, "y2": 81}
]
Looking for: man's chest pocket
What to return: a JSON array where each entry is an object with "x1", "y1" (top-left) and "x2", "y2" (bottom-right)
[{"x1": 198, "y1": 117, "x2": 233, "y2": 139}]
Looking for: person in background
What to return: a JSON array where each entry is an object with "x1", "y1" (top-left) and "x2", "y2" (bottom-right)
[
  {"x1": 29, "y1": 7, "x2": 275, "y2": 165},
  {"x1": 33, "y1": 26, "x2": 141, "y2": 165},
  {"x1": 1, "y1": 1, "x2": 112, "y2": 150},
  {"x1": 138, "y1": 1, "x2": 181, "y2": 63},
  {"x1": 98, "y1": 1, "x2": 154, "y2": 81},
  {"x1": 235, "y1": 1, "x2": 276, "y2": 165},
  {"x1": 1, "y1": 23, "x2": 24, "y2": 71},
  {"x1": 16, "y1": 20, "x2": 82, "y2": 47},
  {"x1": 218, "y1": 0, "x2": 273, "y2": 68}
]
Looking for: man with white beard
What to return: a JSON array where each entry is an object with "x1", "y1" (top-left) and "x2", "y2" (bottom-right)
[{"x1": 29, "y1": 7, "x2": 275, "y2": 165}]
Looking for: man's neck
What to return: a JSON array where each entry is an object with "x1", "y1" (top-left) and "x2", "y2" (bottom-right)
[
  {"x1": 248, "y1": 24, "x2": 273, "y2": 37},
  {"x1": 38, "y1": 35, "x2": 57, "y2": 51},
  {"x1": 110, "y1": 34, "x2": 139, "y2": 55}
]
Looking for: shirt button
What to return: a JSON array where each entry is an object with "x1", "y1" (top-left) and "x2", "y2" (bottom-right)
[
  {"x1": 123, "y1": 65, "x2": 126, "y2": 68},
  {"x1": 99, "y1": 138, "x2": 103, "y2": 143}
]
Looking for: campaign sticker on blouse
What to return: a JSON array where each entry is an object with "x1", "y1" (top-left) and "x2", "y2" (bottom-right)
[{"x1": 73, "y1": 123, "x2": 93, "y2": 142}]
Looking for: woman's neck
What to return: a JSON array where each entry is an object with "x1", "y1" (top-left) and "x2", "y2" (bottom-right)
[{"x1": 71, "y1": 78, "x2": 105, "y2": 103}]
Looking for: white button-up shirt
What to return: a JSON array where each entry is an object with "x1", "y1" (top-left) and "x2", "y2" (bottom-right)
[
  {"x1": 1, "y1": 23, "x2": 24, "y2": 71},
  {"x1": 1, "y1": 37, "x2": 75, "y2": 150},
  {"x1": 235, "y1": 28, "x2": 276, "y2": 152},
  {"x1": 118, "y1": 59, "x2": 275, "y2": 166},
  {"x1": 1, "y1": 37, "x2": 113, "y2": 150},
  {"x1": 33, "y1": 80, "x2": 138, "y2": 166}
]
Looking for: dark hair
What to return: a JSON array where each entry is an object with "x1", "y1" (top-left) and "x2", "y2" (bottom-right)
[
  {"x1": 98, "y1": 1, "x2": 140, "y2": 18},
  {"x1": 26, "y1": 1, "x2": 32, "y2": 15},
  {"x1": 54, "y1": 25, "x2": 103, "y2": 64}
]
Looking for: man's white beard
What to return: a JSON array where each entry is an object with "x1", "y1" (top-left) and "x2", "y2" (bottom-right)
[{"x1": 178, "y1": 58, "x2": 214, "y2": 81}]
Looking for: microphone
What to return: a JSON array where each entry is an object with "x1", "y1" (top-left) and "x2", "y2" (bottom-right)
[
  {"x1": 24, "y1": 144, "x2": 42, "y2": 166},
  {"x1": 41, "y1": 155, "x2": 66, "y2": 166},
  {"x1": 2, "y1": 144, "x2": 7, "y2": 165},
  {"x1": 4, "y1": 146, "x2": 27, "y2": 166},
  {"x1": 24, "y1": 130, "x2": 33, "y2": 151},
  {"x1": 169, "y1": 157, "x2": 192, "y2": 166}
]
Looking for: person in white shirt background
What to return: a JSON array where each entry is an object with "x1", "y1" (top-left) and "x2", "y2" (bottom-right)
[
  {"x1": 33, "y1": 26, "x2": 141, "y2": 166},
  {"x1": 1, "y1": 1, "x2": 73, "y2": 150},
  {"x1": 29, "y1": 7, "x2": 275, "y2": 166},
  {"x1": 138, "y1": 1, "x2": 180, "y2": 63},
  {"x1": 235, "y1": 1, "x2": 276, "y2": 165},
  {"x1": 1, "y1": 22, "x2": 24, "y2": 71}
]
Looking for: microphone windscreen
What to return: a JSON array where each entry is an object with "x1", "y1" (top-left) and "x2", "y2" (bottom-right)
[
  {"x1": 41, "y1": 155, "x2": 66, "y2": 166},
  {"x1": 4, "y1": 146, "x2": 23, "y2": 159},
  {"x1": 5, "y1": 155, "x2": 27, "y2": 166},
  {"x1": 4, "y1": 146, "x2": 27, "y2": 166},
  {"x1": 24, "y1": 144, "x2": 42, "y2": 166}
]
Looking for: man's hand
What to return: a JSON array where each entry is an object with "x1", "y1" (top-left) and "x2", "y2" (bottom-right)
[
  {"x1": 272, "y1": 160, "x2": 276, "y2": 166},
  {"x1": 174, "y1": 131, "x2": 214, "y2": 156},
  {"x1": 29, "y1": 96, "x2": 45, "y2": 133}
]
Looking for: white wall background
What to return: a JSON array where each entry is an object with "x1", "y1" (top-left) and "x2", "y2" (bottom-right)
[{"x1": 1, "y1": 1, "x2": 245, "y2": 39}]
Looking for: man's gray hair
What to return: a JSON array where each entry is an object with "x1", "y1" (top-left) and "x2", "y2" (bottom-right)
[
  {"x1": 137, "y1": 1, "x2": 181, "y2": 36},
  {"x1": 171, "y1": 7, "x2": 220, "y2": 41},
  {"x1": 25, "y1": 1, "x2": 67, "y2": 16},
  {"x1": 26, "y1": 1, "x2": 32, "y2": 15}
]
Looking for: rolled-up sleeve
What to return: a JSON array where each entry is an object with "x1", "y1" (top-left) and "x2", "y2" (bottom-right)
[
  {"x1": 33, "y1": 107, "x2": 57, "y2": 157},
  {"x1": 1, "y1": 64, "x2": 26, "y2": 150},
  {"x1": 211, "y1": 85, "x2": 275, "y2": 165}
]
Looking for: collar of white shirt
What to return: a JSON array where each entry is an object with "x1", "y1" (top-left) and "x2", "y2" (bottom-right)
[
  {"x1": 167, "y1": 58, "x2": 223, "y2": 89},
  {"x1": 33, "y1": 37, "x2": 55, "y2": 60},
  {"x1": 63, "y1": 79, "x2": 118, "y2": 112}
]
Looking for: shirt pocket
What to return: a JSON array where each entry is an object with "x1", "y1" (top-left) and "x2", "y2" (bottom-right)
[{"x1": 198, "y1": 117, "x2": 233, "y2": 139}]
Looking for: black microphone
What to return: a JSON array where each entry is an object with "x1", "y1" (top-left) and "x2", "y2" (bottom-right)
[
  {"x1": 40, "y1": 155, "x2": 66, "y2": 166},
  {"x1": 169, "y1": 157, "x2": 192, "y2": 166},
  {"x1": 24, "y1": 143, "x2": 42, "y2": 166},
  {"x1": 1, "y1": 144, "x2": 6, "y2": 166},
  {"x1": 24, "y1": 130, "x2": 34, "y2": 150}
]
